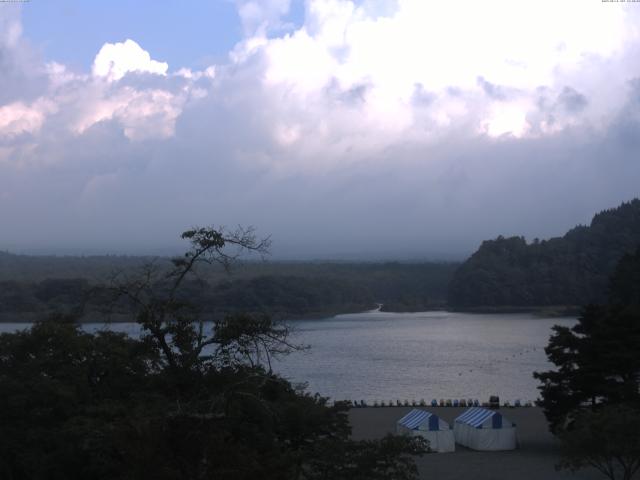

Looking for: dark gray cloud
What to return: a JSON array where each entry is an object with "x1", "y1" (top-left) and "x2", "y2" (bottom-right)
[
  {"x1": 411, "y1": 83, "x2": 436, "y2": 107},
  {"x1": 627, "y1": 78, "x2": 640, "y2": 105},
  {"x1": 557, "y1": 86, "x2": 588, "y2": 113},
  {"x1": 608, "y1": 78, "x2": 640, "y2": 150},
  {"x1": 477, "y1": 76, "x2": 511, "y2": 101},
  {"x1": 324, "y1": 78, "x2": 370, "y2": 106}
]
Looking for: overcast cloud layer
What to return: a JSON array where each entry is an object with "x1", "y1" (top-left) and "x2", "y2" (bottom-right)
[{"x1": 1, "y1": 0, "x2": 640, "y2": 258}]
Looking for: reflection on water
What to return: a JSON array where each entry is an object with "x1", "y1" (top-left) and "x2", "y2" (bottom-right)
[
  {"x1": 277, "y1": 311, "x2": 575, "y2": 403},
  {"x1": 0, "y1": 311, "x2": 575, "y2": 403}
]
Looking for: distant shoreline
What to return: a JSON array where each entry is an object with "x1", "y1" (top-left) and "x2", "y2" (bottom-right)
[
  {"x1": 379, "y1": 304, "x2": 580, "y2": 317},
  {"x1": 450, "y1": 305, "x2": 581, "y2": 317},
  {"x1": 0, "y1": 304, "x2": 580, "y2": 324}
]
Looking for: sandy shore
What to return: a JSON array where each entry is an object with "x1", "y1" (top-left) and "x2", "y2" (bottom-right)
[{"x1": 349, "y1": 407, "x2": 602, "y2": 480}]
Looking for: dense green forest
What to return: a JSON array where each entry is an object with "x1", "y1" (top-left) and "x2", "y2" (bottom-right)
[
  {"x1": 448, "y1": 199, "x2": 640, "y2": 308},
  {"x1": 0, "y1": 255, "x2": 457, "y2": 321}
]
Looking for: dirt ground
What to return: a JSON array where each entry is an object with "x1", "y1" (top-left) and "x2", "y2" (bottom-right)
[{"x1": 348, "y1": 407, "x2": 603, "y2": 480}]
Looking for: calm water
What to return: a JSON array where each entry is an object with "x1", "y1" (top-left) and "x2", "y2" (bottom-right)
[
  {"x1": 0, "y1": 310, "x2": 574, "y2": 403},
  {"x1": 278, "y1": 310, "x2": 574, "y2": 403}
]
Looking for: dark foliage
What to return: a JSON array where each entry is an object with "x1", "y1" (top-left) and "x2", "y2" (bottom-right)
[
  {"x1": 534, "y1": 247, "x2": 640, "y2": 432},
  {"x1": 449, "y1": 199, "x2": 640, "y2": 307},
  {"x1": 0, "y1": 261, "x2": 457, "y2": 322},
  {"x1": 557, "y1": 405, "x2": 640, "y2": 480},
  {"x1": 203, "y1": 275, "x2": 374, "y2": 317},
  {"x1": 0, "y1": 227, "x2": 427, "y2": 480}
]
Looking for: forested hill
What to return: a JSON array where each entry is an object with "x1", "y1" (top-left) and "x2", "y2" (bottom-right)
[
  {"x1": 448, "y1": 199, "x2": 640, "y2": 308},
  {"x1": 0, "y1": 257, "x2": 458, "y2": 321}
]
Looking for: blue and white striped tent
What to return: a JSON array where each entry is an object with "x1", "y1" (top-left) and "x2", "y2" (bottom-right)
[
  {"x1": 396, "y1": 409, "x2": 455, "y2": 452},
  {"x1": 455, "y1": 407, "x2": 508, "y2": 428},
  {"x1": 454, "y1": 407, "x2": 517, "y2": 451}
]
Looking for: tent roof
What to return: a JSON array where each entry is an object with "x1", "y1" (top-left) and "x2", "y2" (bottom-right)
[
  {"x1": 397, "y1": 409, "x2": 439, "y2": 430},
  {"x1": 455, "y1": 407, "x2": 510, "y2": 428}
]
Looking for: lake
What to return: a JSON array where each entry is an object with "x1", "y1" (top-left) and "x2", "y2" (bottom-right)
[{"x1": 0, "y1": 310, "x2": 574, "y2": 404}]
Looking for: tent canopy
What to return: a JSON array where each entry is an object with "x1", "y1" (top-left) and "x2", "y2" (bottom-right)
[
  {"x1": 454, "y1": 407, "x2": 517, "y2": 451},
  {"x1": 396, "y1": 409, "x2": 455, "y2": 453},
  {"x1": 455, "y1": 407, "x2": 514, "y2": 429},
  {"x1": 397, "y1": 409, "x2": 449, "y2": 431}
]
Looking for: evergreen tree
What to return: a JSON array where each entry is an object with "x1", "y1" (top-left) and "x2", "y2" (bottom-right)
[
  {"x1": 534, "y1": 247, "x2": 640, "y2": 432},
  {"x1": 449, "y1": 199, "x2": 640, "y2": 307}
]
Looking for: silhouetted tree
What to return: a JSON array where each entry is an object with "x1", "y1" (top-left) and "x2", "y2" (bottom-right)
[
  {"x1": 534, "y1": 247, "x2": 640, "y2": 432},
  {"x1": 0, "y1": 226, "x2": 428, "y2": 480},
  {"x1": 534, "y1": 247, "x2": 640, "y2": 479},
  {"x1": 557, "y1": 405, "x2": 640, "y2": 480}
]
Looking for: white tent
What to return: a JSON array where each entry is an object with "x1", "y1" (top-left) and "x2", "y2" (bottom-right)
[
  {"x1": 396, "y1": 409, "x2": 455, "y2": 453},
  {"x1": 453, "y1": 407, "x2": 517, "y2": 451}
]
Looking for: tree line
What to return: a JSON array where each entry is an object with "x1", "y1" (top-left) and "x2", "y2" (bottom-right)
[
  {"x1": 449, "y1": 199, "x2": 640, "y2": 308},
  {"x1": 0, "y1": 258, "x2": 457, "y2": 321},
  {"x1": 0, "y1": 226, "x2": 428, "y2": 480}
]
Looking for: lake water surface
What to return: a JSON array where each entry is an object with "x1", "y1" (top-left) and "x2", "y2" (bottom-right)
[
  {"x1": 0, "y1": 310, "x2": 574, "y2": 404},
  {"x1": 277, "y1": 310, "x2": 574, "y2": 404}
]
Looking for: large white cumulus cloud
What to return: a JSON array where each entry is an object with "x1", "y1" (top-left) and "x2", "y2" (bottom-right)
[
  {"x1": 254, "y1": 0, "x2": 637, "y2": 148},
  {"x1": 92, "y1": 39, "x2": 169, "y2": 81},
  {"x1": 1, "y1": 1, "x2": 640, "y2": 256},
  {"x1": 0, "y1": 32, "x2": 210, "y2": 156}
]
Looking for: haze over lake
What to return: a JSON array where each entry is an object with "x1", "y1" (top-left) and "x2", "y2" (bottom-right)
[{"x1": 0, "y1": 311, "x2": 573, "y2": 403}]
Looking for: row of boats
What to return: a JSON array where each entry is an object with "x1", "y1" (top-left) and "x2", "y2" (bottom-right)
[{"x1": 347, "y1": 398, "x2": 534, "y2": 408}]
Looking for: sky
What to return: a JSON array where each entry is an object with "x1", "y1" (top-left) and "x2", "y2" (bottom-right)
[{"x1": 1, "y1": 0, "x2": 639, "y2": 259}]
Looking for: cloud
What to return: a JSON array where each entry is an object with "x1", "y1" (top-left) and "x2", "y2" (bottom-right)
[
  {"x1": 1, "y1": 1, "x2": 640, "y2": 256},
  {"x1": 476, "y1": 77, "x2": 514, "y2": 102},
  {"x1": 236, "y1": 0, "x2": 293, "y2": 36},
  {"x1": 0, "y1": 30, "x2": 207, "y2": 147},
  {"x1": 0, "y1": 7, "x2": 21, "y2": 48},
  {"x1": 0, "y1": 99, "x2": 55, "y2": 140},
  {"x1": 557, "y1": 86, "x2": 588, "y2": 113},
  {"x1": 0, "y1": 6, "x2": 48, "y2": 104},
  {"x1": 92, "y1": 39, "x2": 168, "y2": 81}
]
